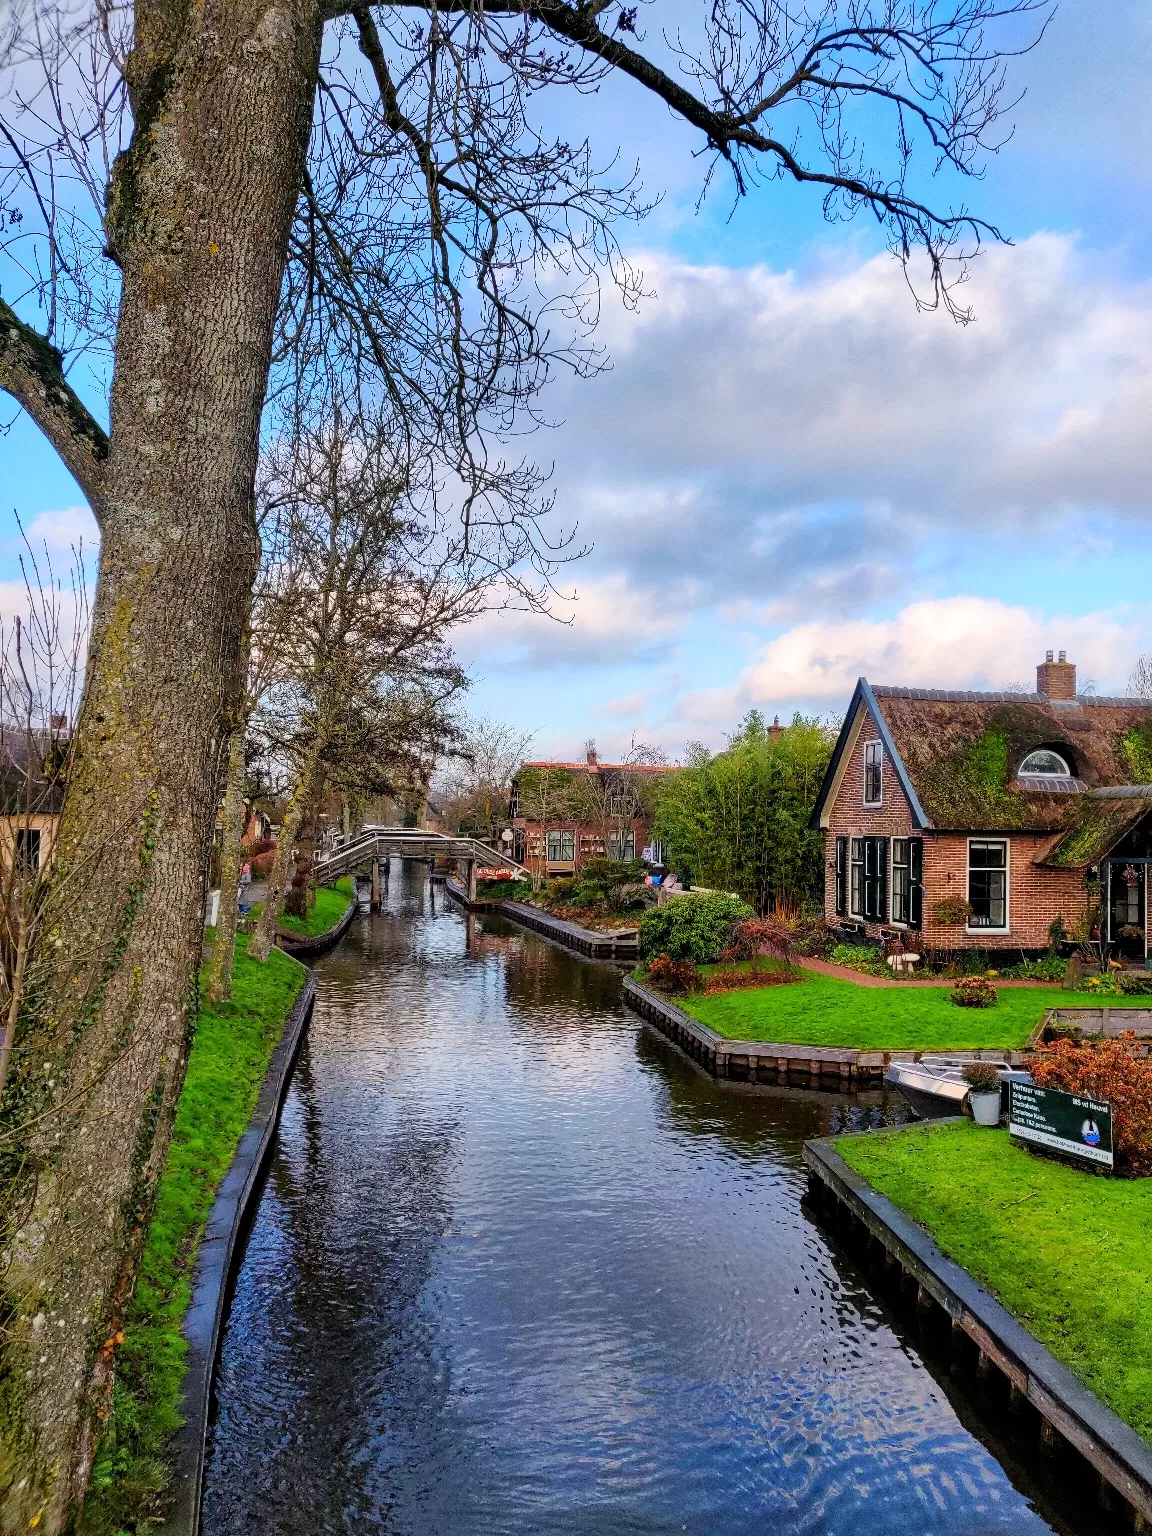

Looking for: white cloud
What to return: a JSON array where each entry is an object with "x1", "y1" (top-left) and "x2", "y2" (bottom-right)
[
  {"x1": 455, "y1": 574, "x2": 685, "y2": 672},
  {"x1": 682, "y1": 596, "x2": 1152, "y2": 723},
  {"x1": 540, "y1": 234, "x2": 1152, "y2": 620},
  {"x1": 22, "y1": 505, "x2": 100, "y2": 554}
]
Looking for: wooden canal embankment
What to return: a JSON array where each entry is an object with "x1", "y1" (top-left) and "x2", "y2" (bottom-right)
[
  {"x1": 804, "y1": 1131, "x2": 1152, "y2": 1529},
  {"x1": 622, "y1": 976, "x2": 1035, "y2": 1085},
  {"x1": 443, "y1": 879, "x2": 639, "y2": 959}
]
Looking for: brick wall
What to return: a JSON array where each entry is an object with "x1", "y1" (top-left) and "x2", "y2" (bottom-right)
[{"x1": 823, "y1": 701, "x2": 1089, "y2": 950}]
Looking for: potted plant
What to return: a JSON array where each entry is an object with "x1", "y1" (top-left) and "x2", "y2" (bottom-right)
[{"x1": 962, "y1": 1061, "x2": 1002, "y2": 1126}]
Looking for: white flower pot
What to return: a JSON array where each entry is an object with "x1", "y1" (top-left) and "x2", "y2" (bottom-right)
[{"x1": 969, "y1": 1089, "x2": 1001, "y2": 1127}]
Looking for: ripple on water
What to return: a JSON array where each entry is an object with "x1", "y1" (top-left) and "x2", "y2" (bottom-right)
[{"x1": 202, "y1": 866, "x2": 1062, "y2": 1536}]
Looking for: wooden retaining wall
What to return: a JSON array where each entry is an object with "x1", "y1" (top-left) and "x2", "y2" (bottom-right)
[
  {"x1": 622, "y1": 977, "x2": 1033, "y2": 1086},
  {"x1": 442, "y1": 879, "x2": 639, "y2": 959},
  {"x1": 804, "y1": 1133, "x2": 1152, "y2": 1530}
]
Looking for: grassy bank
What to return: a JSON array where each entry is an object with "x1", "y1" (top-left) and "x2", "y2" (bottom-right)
[
  {"x1": 81, "y1": 935, "x2": 307, "y2": 1535},
  {"x1": 837, "y1": 1121, "x2": 1152, "y2": 1443},
  {"x1": 276, "y1": 876, "x2": 354, "y2": 938},
  {"x1": 670, "y1": 967, "x2": 1151, "y2": 1051}
]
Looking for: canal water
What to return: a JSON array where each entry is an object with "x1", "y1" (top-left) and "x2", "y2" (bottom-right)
[{"x1": 202, "y1": 863, "x2": 1083, "y2": 1536}]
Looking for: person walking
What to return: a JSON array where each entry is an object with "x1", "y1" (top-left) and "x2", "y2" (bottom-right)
[{"x1": 238, "y1": 861, "x2": 253, "y2": 917}]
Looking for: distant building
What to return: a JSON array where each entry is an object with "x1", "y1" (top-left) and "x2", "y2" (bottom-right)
[
  {"x1": 0, "y1": 723, "x2": 69, "y2": 875},
  {"x1": 509, "y1": 746, "x2": 674, "y2": 879},
  {"x1": 811, "y1": 652, "x2": 1152, "y2": 959}
]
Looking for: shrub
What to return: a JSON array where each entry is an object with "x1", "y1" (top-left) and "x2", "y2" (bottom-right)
[
  {"x1": 1001, "y1": 954, "x2": 1066, "y2": 981},
  {"x1": 544, "y1": 875, "x2": 576, "y2": 907},
  {"x1": 569, "y1": 857, "x2": 650, "y2": 912},
  {"x1": 1031, "y1": 1033, "x2": 1152, "y2": 1176},
  {"x1": 830, "y1": 943, "x2": 887, "y2": 977},
  {"x1": 703, "y1": 963, "x2": 800, "y2": 994},
  {"x1": 645, "y1": 953, "x2": 702, "y2": 995},
  {"x1": 933, "y1": 896, "x2": 974, "y2": 926},
  {"x1": 1120, "y1": 975, "x2": 1152, "y2": 996},
  {"x1": 725, "y1": 918, "x2": 797, "y2": 966},
  {"x1": 792, "y1": 915, "x2": 835, "y2": 958},
  {"x1": 638, "y1": 892, "x2": 754, "y2": 962},
  {"x1": 950, "y1": 976, "x2": 998, "y2": 1008},
  {"x1": 250, "y1": 850, "x2": 276, "y2": 878},
  {"x1": 476, "y1": 877, "x2": 533, "y2": 901},
  {"x1": 961, "y1": 1061, "x2": 1001, "y2": 1092}
]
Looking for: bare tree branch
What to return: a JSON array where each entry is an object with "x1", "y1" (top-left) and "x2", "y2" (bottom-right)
[{"x1": 0, "y1": 298, "x2": 107, "y2": 522}]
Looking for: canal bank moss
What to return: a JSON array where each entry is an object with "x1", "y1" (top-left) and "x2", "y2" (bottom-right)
[
  {"x1": 80, "y1": 935, "x2": 306, "y2": 1536},
  {"x1": 837, "y1": 1121, "x2": 1152, "y2": 1444}
]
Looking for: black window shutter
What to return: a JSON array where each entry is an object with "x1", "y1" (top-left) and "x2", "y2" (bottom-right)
[
  {"x1": 877, "y1": 838, "x2": 887, "y2": 921},
  {"x1": 909, "y1": 840, "x2": 923, "y2": 929},
  {"x1": 835, "y1": 837, "x2": 846, "y2": 916}
]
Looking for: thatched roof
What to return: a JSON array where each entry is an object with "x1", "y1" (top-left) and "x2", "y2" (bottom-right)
[
  {"x1": 0, "y1": 727, "x2": 69, "y2": 816},
  {"x1": 813, "y1": 680, "x2": 1152, "y2": 838}
]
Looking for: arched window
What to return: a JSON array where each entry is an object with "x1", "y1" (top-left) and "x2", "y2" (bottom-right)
[{"x1": 1018, "y1": 748, "x2": 1071, "y2": 777}]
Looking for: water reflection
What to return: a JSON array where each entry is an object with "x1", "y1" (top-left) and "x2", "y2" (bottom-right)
[{"x1": 203, "y1": 860, "x2": 1072, "y2": 1536}]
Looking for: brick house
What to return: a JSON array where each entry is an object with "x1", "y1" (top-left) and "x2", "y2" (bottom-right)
[
  {"x1": 810, "y1": 653, "x2": 1152, "y2": 960},
  {"x1": 509, "y1": 748, "x2": 674, "y2": 879}
]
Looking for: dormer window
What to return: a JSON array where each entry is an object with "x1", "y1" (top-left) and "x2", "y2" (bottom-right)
[
  {"x1": 1018, "y1": 748, "x2": 1071, "y2": 777},
  {"x1": 863, "y1": 741, "x2": 883, "y2": 805}
]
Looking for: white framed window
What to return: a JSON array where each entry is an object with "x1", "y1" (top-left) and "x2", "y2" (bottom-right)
[
  {"x1": 546, "y1": 830, "x2": 575, "y2": 862},
  {"x1": 850, "y1": 837, "x2": 864, "y2": 916},
  {"x1": 1018, "y1": 748, "x2": 1071, "y2": 777},
  {"x1": 863, "y1": 741, "x2": 883, "y2": 806},
  {"x1": 607, "y1": 829, "x2": 635, "y2": 861},
  {"x1": 967, "y1": 839, "x2": 1009, "y2": 930}
]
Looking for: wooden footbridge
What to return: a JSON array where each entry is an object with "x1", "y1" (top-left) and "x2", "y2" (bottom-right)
[{"x1": 314, "y1": 825, "x2": 530, "y2": 902}]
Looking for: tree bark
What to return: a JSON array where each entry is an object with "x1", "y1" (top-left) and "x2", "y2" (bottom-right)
[
  {"x1": 0, "y1": 0, "x2": 321, "y2": 1526},
  {"x1": 205, "y1": 718, "x2": 249, "y2": 1005},
  {"x1": 249, "y1": 756, "x2": 313, "y2": 962}
]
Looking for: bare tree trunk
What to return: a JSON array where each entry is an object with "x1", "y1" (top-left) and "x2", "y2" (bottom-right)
[
  {"x1": 205, "y1": 719, "x2": 248, "y2": 1005},
  {"x1": 0, "y1": 0, "x2": 321, "y2": 1526},
  {"x1": 283, "y1": 766, "x2": 324, "y2": 919},
  {"x1": 249, "y1": 755, "x2": 314, "y2": 962}
]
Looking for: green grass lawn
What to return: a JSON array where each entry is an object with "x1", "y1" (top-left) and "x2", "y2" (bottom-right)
[
  {"x1": 276, "y1": 876, "x2": 354, "y2": 938},
  {"x1": 670, "y1": 965, "x2": 1151, "y2": 1051},
  {"x1": 81, "y1": 935, "x2": 307, "y2": 1535},
  {"x1": 837, "y1": 1121, "x2": 1152, "y2": 1443}
]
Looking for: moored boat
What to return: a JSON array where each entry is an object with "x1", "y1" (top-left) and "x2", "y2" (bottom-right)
[{"x1": 885, "y1": 1059, "x2": 1032, "y2": 1120}]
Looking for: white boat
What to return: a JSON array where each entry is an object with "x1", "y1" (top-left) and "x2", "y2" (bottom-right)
[{"x1": 884, "y1": 1059, "x2": 1031, "y2": 1120}]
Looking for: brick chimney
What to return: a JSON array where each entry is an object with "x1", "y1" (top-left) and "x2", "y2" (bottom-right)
[
  {"x1": 768, "y1": 714, "x2": 783, "y2": 739},
  {"x1": 1036, "y1": 649, "x2": 1077, "y2": 700},
  {"x1": 585, "y1": 743, "x2": 598, "y2": 766}
]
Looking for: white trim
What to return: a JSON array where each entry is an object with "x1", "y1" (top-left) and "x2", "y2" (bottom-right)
[
  {"x1": 862, "y1": 739, "x2": 884, "y2": 807},
  {"x1": 819, "y1": 705, "x2": 867, "y2": 828},
  {"x1": 965, "y1": 835, "x2": 1010, "y2": 934}
]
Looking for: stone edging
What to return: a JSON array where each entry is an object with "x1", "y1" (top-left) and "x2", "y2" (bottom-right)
[
  {"x1": 275, "y1": 899, "x2": 356, "y2": 960},
  {"x1": 622, "y1": 976, "x2": 1034, "y2": 1083},
  {"x1": 157, "y1": 969, "x2": 317, "y2": 1536},
  {"x1": 803, "y1": 1131, "x2": 1152, "y2": 1524},
  {"x1": 442, "y1": 879, "x2": 639, "y2": 958}
]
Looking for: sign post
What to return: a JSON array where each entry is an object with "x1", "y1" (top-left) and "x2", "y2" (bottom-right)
[{"x1": 1008, "y1": 1081, "x2": 1113, "y2": 1170}]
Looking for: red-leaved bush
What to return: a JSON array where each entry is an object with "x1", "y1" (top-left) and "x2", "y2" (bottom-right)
[
  {"x1": 645, "y1": 953, "x2": 701, "y2": 995},
  {"x1": 723, "y1": 919, "x2": 796, "y2": 967},
  {"x1": 702, "y1": 965, "x2": 801, "y2": 994},
  {"x1": 250, "y1": 850, "x2": 276, "y2": 878},
  {"x1": 1031, "y1": 1032, "x2": 1152, "y2": 1176}
]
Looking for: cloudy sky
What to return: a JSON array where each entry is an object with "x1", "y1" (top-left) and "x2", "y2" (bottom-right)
[{"x1": 4, "y1": 0, "x2": 1152, "y2": 760}]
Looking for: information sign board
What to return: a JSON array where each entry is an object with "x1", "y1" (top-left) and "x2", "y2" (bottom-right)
[{"x1": 1008, "y1": 1081, "x2": 1113, "y2": 1169}]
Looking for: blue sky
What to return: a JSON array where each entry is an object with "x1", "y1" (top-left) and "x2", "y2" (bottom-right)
[{"x1": 4, "y1": 0, "x2": 1152, "y2": 761}]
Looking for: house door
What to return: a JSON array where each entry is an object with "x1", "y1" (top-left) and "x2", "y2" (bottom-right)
[{"x1": 1108, "y1": 861, "x2": 1147, "y2": 960}]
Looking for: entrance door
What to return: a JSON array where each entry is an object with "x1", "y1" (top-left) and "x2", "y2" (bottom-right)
[{"x1": 1109, "y1": 861, "x2": 1147, "y2": 960}]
